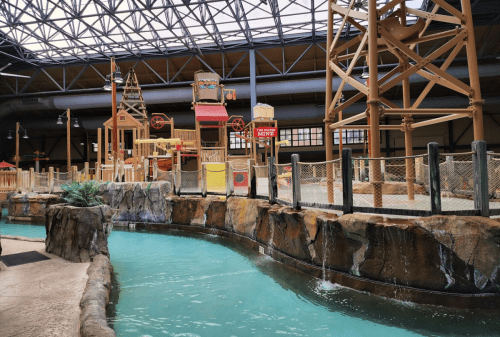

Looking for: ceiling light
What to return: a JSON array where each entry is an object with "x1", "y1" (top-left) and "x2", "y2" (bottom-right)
[
  {"x1": 103, "y1": 75, "x2": 112, "y2": 91},
  {"x1": 7, "y1": 130, "x2": 12, "y2": 140},
  {"x1": 56, "y1": 116, "x2": 63, "y2": 124},
  {"x1": 113, "y1": 67, "x2": 123, "y2": 84},
  {"x1": 360, "y1": 61, "x2": 369, "y2": 79},
  {"x1": 74, "y1": 118, "x2": 80, "y2": 128}
]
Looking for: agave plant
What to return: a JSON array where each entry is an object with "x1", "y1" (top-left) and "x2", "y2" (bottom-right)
[{"x1": 60, "y1": 180, "x2": 103, "y2": 207}]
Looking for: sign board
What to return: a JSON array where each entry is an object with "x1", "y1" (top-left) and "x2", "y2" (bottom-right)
[{"x1": 254, "y1": 127, "x2": 277, "y2": 138}]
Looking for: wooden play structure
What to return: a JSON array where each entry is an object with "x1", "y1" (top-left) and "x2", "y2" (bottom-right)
[
  {"x1": 324, "y1": 0, "x2": 484, "y2": 207},
  {"x1": 98, "y1": 68, "x2": 150, "y2": 180}
]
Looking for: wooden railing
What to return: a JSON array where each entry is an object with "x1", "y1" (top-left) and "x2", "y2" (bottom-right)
[
  {"x1": 201, "y1": 147, "x2": 225, "y2": 163},
  {"x1": 0, "y1": 171, "x2": 16, "y2": 192}
]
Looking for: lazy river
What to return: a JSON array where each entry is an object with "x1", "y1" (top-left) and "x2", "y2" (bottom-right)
[{"x1": 1, "y1": 210, "x2": 500, "y2": 337}]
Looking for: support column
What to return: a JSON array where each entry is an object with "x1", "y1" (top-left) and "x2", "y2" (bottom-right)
[
  {"x1": 249, "y1": 49, "x2": 257, "y2": 120},
  {"x1": 67, "y1": 109, "x2": 71, "y2": 172},
  {"x1": 461, "y1": 0, "x2": 484, "y2": 140},
  {"x1": 325, "y1": 0, "x2": 335, "y2": 203},
  {"x1": 15, "y1": 122, "x2": 19, "y2": 170},
  {"x1": 368, "y1": 0, "x2": 382, "y2": 207},
  {"x1": 97, "y1": 128, "x2": 102, "y2": 167},
  {"x1": 400, "y1": 1, "x2": 415, "y2": 201},
  {"x1": 472, "y1": 140, "x2": 489, "y2": 217}
]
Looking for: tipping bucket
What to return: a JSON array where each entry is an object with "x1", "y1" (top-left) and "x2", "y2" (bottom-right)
[{"x1": 194, "y1": 72, "x2": 220, "y2": 101}]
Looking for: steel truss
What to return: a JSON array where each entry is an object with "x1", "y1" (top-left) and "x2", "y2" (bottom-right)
[{"x1": 325, "y1": 0, "x2": 485, "y2": 208}]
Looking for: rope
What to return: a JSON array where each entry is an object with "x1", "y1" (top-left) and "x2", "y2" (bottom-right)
[
  {"x1": 297, "y1": 158, "x2": 341, "y2": 165},
  {"x1": 354, "y1": 153, "x2": 428, "y2": 161},
  {"x1": 440, "y1": 151, "x2": 476, "y2": 156}
]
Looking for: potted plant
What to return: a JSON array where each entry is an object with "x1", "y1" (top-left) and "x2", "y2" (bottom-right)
[{"x1": 45, "y1": 180, "x2": 113, "y2": 262}]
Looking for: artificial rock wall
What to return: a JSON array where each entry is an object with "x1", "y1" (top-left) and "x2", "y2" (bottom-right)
[{"x1": 161, "y1": 196, "x2": 500, "y2": 306}]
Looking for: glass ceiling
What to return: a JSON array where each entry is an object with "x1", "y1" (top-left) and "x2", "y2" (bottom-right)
[{"x1": 0, "y1": 0, "x2": 424, "y2": 65}]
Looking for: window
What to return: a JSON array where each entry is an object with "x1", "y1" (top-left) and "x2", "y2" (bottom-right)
[
  {"x1": 279, "y1": 127, "x2": 323, "y2": 147},
  {"x1": 229, "y1": 131, "x2": 251, "y2": 149},
  {"x1": 333, "y1": 129, "x2": 366, "y2": 145}
]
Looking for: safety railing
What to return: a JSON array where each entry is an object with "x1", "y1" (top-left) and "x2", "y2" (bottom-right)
[
  {"x1": 254, "y1": 165, "x2": 269, "y2": 199},
  {"x1": 260, "y1": 141, "x2": 493, "y2": 218},
  {"x1": 0, "y1": 171, "x2": 17, "y2": 192}
]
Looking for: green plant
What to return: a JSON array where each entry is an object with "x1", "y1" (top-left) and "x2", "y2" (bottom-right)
[
  {"x1": 146, "y1": 182, "x2": 152, "y2": 194},
  {"x1": 60, "y1": 180, "x2": 103, "y2": 207}
]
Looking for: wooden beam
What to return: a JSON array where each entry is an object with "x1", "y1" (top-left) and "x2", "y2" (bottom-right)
[{"x1": 411, "y1": 114, "x2": 468, "y2": 129}]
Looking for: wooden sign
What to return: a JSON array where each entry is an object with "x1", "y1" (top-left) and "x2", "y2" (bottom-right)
[{"x1": 254, "y1": 127, "x2": 277, "y2": 138}]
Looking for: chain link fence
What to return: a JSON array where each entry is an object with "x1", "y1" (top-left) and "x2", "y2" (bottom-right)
[
  {"x1": 275, "y1": 163, "x2": 292, "y2": 202},
  {"x1": 34, "y1": 172, "x2": 49, "y2": 193},
  {"x1": 488, "y1": 152, "x2": 500, "y2": 212},
  {"x1": 439, "y1": 152, "x2": 475, "y2": 214},
  {"x1": 180, "y1": 170, "x2": 202, "y2": 194},
  {"x1": 352, "y1": 154, "x2": 430, "y2": 213},
  {"x1": 298, "y1": 159, "x2": 342, "y2": 206},
  {"x1": 254, "y1": 165, "x2": 268, "y2": 198},
  {"x1": 54, "y1": 172, "x2": 71, "y2": 191}
]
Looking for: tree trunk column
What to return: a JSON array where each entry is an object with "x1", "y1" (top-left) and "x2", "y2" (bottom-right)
[
  {"x1": 404, "y1": 117, "x2": 415, "y2": 200},
  {"x1": 368, "y1": 0, "x2": 382, "y2": 207}
]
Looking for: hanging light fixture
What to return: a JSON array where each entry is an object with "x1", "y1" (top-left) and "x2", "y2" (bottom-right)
[
  {"x1": 74, "y1": 118, "x2": 80, "y2": 128},
  {"x1": 340, "y1": 94, "x2": 345, "y2": 104},
  {"x1": 113, "y1": 66, "x2": 123, "y2": 84},
  {"x1": 23, "y1": 130, "x2": 28, "y2": 139},
  {"x1": 360, "y1": 61, "x2": 369, "y2": 79},
  {"x1": 56, "y1": 116, "x2": 63, "y2": 124},
  {"x1": 103, "y1": 75, "x2": 112, "y2": 91},
  {"x1": 7, "y1": 130, "x2": 13, "y2": 139}
]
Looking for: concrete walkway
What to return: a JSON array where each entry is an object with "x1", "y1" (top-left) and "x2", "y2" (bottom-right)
[{"x1": 0, "y1": 237, "x2": 90, "y2": 337}]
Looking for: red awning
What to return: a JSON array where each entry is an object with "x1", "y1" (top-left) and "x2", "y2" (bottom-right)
[
  {"x1": 0, "y1": 161, "x2": 15, "y2": 168},
  {"x1": 194, "y1": 105, "x2": 228, "y2": 122}
]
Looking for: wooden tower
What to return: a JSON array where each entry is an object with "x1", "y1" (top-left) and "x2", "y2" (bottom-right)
[{"x1": 325, "y1": 0, "x2": 484, "y2": 207}]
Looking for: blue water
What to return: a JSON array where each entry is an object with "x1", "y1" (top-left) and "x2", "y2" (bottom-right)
[
  {"x1": 107, "y1": 228, "x2": 500, "y2": 337},
  {"x1": 0, "y1": 209, "x2": 46, "y2": 238},
  {"x1": 2, "y1": 212, "x2": 498, "y2": 337}
]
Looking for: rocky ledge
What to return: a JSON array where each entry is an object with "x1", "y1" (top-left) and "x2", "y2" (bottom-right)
[
  {"x1": 45, "y1": 204, "x2": 113, "y2": 263},
  {"x1": 80, "y1": 254, "x2": 116, "y2": 337},
  {"x1": 8, "y1": 192, "x2": 61, "y2": 221},
  {"x1": 167, "y1": 196, "x2": 500, "y2": 299}
]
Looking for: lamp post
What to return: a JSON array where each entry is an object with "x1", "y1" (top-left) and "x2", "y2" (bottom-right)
[
  {"x1": 57, "y1": 109, "x2": 79, "y2": 172},
  {"x1": 103, "y1": 57, "x2": 123, "y2": 166},
  {"x1": 7, "y1": 122, "x2": 29, "y2": 170}
]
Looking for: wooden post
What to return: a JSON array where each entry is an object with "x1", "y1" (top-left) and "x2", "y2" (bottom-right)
[
  {"x1": 446, "y1": 155, "x2": 454, "y2": 190},
  {"x1": 56, "y1": 168, "x2": 60, "y2": 181},
  {"x1": 201, "y1": 163, "x2": 207, "y2": 197},
  {"x1": 342, "y1": 148, "x2": 353, "y2": 214},
  {"x1": 97, "y1": 128, "x2": 102, "y2": 168},
  {"x1": 226, "y1": 161, "x2": 234, "y2": 198},
  {"x1": 415, "y1": 157, "x2": 423, "y2": 184},
  {"x1": 428, "y1": 142, "x2": 442, "y2": 215},
  {"x1": 119, "y1": 160, "x2": 125, "y2": 182},
  {"x1": 49, "y1": 167, "x2": 54, "y2": 193},
  {"x1": 248, "y1": 159, "x2": 256, "y2": 199},
  {"x1": 71, "y1": 166, "x2": 78, "y2": 183},
  {"x1": 84, "y1": 162, "x2": 89, "y2": 182},
  {"x1": 472, "y1": 140, "x2": 489, "y2": 217},
  {"x1": 104, "y1": 126, "x2": 109, "y2": 165},
  {"x1": 360, "y1": 159, "x2": 366, "y2": 181},
  {"x1": 153, "y1": 157, "x2": 158, "y2": 181},
  {"x1": 268, "y1": 156, "x2": 277, "y2": 204},
  {"x1": 291, "y1": 154, "x2": 301, "y2": 210},
  {"x1": 354, "y1": 159, "x2": 360, "y2": 181},
  {"x1": 461, "y1": 0, "x2": 484, "y2": 140},
  {"x1": 95, "y1": 162, "x2": 101, "y2": 182},
  {"x1": 16, "y1": 168, "x2": 22, "y2": 193},
  {"x1": 368, "y1": 0, "x2": 382, "y2": 208},
  {"x1": 29, "y1": 167, "x2": 35, "y2": 192}
]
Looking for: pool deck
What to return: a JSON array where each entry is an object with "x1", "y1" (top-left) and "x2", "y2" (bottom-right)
[{"x1": 0, "y1": 236, "x2": 90, "y2": 337}]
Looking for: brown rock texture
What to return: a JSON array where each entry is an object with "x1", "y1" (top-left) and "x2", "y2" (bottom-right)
[
  {"x1": 225, "y1": 197, "x2": 269, "y2": 238},
  {"x1": 166, "y1": 196, "x2": 500, "y2": 295},
  {"x1": 80, "y1": 254, "x2": 116, "y2": 337},
  {"x1": 9, "y1": 192, "x2": 60, "y2": 221},
  {"x1": 45, "y1": 204, "x2": 112, "y2": 263},
  {"x1": 100, "y1": 182, "x2": 171, "y2": 223}
]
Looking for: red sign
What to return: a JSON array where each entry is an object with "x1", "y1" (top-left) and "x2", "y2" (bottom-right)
[{"x1": 254, "y1": 127, "x2": 277, "y2": 138}]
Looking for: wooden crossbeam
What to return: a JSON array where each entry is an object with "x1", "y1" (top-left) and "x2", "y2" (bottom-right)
[
  {"x1": 406, "y1": 7, "x2": 461, "y2": 25},
  {"x1": 379, "y1": 28, "x2": 472, "y2": 96},
  {"x1": 329, "y1": 60, "x2": 369, "y2": 95},
  {"x1": 411, "y1": 114, "x2": 468, "y2": 129},
  {"x1": 412, "y1": 40, "x2": 466, "y2": 109},
  {"x1": 331, "y1": 2, "x2": 368, "y2": 21},
  {"x1": 329, "y1": 112, "x2": 366, "y2": 129},
  {"x1": 382, "y1": 108, "x2": 472, "y2": 115}
]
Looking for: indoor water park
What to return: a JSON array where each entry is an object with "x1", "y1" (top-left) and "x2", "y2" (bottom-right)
[{"x1": 1, "y1": 1, "x2": 500, "y2": 336}]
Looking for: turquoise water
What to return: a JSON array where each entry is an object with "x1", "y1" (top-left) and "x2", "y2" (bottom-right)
[
  {"x1": 0, "y1": 209, "x2": 46, "y2": 238},
  {"x1": 107, "y1": 228, "x2": 500, "y2": 337}
]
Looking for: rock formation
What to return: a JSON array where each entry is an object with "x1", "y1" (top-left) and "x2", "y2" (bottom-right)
[
  {"x1": 9, "y1": 193, "x2": 60, "y2": 221},
  {"x1": 100, "y1": 182, "x2": 171, "y2": 223},
  {"x1": 45, "y1": 204, "x2": 113, "y2": 263},
  {"x1": 163, "y1": 196, "x2": 500, "y2": 297}
]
